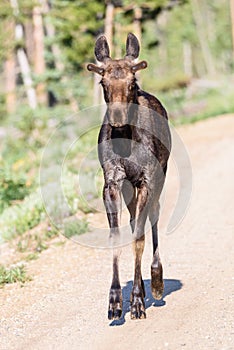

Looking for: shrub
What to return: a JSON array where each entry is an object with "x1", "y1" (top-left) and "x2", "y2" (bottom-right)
[
  {"x1": 0, "y1": 191, "x2": 45, "y2": 241},
  {"x1": 63, "y1": 218, "x2": 89, "y2": 239},
  {"x1": 0, "y1": 264, "x2": 31, "y2": 287},
  {"x1": 0, "y1": 164, "x2": 31, "y2": 213}
]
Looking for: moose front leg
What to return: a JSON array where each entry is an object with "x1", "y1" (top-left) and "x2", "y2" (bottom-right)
[
  {"x1": 103, "y1": 181, "x2": 123, "y2": 320},
  {"x1": 130, "y1": 185, "x2": 149, "y2": 319}
]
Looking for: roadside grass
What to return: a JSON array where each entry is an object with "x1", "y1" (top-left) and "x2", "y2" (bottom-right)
[
  {"x1": 63, "y1": 218, "x2": 89, "y2": 239},
  {"x1": 0, "y1": 217, "x2": 88, "y2": 288},
  {"x1": 0, "y1": 168, "x2": 97, "y2": 242},
  {"x1": 0, "y1": 264, "x2": 31, "y2": 288},
  {"x1": 0, "y1": 191, "x2": 45, "y2": 242}
]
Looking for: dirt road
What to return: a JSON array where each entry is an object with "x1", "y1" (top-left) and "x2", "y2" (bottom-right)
[{"x1": 0, "y1": 115, "x2": 233, "y2": 350}]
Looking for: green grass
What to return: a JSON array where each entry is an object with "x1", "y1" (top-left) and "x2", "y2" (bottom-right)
[
  {"x1": 0, "y1": 264, "x2": 31, "y2": 287},
  {"x1": 0, "y1": 162, "x2": 33, "y2": 214},
  {"x1": 0, "y1": 169, "x2": 83, "y2": 241},
  {"x1": 16, "y1": 233, "x2": 48, "y2": 254},
  {"x1": 25, "y1": 253, "x2": 39, "y2": 261},
  {"x1": 63, "y1": 218, "x2": 89, "y2": 239},
  {"x1": 0, "y1": 191, "x2": 45, "y2": 241}
]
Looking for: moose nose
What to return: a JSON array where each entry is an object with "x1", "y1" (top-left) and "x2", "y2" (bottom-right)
[{"x1": 109, "y1": 104, "x2": 128, "y2": 127}]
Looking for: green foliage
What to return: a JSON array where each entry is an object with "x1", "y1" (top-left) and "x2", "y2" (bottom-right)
[
  {"x1": 0, "y1": 163, "x2": 31, "y2": 213},
  {"x1": 0, "y1": 1, "x2": 11, "y2": 19},
  {"x1": 8, "y1": 106, "x2": 49, "y2": 142},
  {"x1": 62, "y1": 168, "x2": 98, "y2": 215},
  {"x1": 63, "y1": 218, "x2": 89, "y2": 238},
  {"x1": 0, "y1": 94, "x2": 7, "y2": 120},
  {"x1": 51, "y1": 0, "x2": 105, "y2": 69},
  {"x1": 0, "y1": 191, "x2": 44, "y2": 240},
  {"x1": 0, "y1": 264, "x2": 31, "y2": 287},
  {"x1": 25, "y1": 253, "x2": 39, "y2": 261},
  {"x1": 44, "y1": 225, "x2": 59, "y2": 240},
  {"x1": 16, "y1": 233, "x2": 48, "y2": 253},
  {"x1": 0, "y1": 166, "x2": 90, "y2": 241},
  {"x1": 0, "y1": 2, "x2": 14, "y2": 63}
]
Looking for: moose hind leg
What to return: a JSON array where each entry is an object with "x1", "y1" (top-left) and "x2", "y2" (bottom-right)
[
  {"x1": 108, "y1": 250, "x2": 122, "y2": 320},
  {"x1": 130, "y1": 235, "x2": 146, "y2": 319},
  {"x1": 149, "y1": 202, "x2": 164, "y2": 300},
  {"x1": 122, "y1": 179, "x2": 136, "y2": 232}
]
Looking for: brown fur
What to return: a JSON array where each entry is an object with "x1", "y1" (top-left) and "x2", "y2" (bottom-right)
[{"x1": 87, "y1": 33, "x2": 171, "y2": 320}]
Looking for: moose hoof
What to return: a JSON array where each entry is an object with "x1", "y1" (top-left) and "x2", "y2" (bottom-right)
[
  {"x1": 108, "y1": 288, "x2": 122, "y2": 320},
  {"x1": 151, "y1": 267, "x2": 164, "y2": 300},
  {"x1": 130, "y1": 292, "x2": 146, "y2": 320},
  {"x1": 151, "y1": 284, "x2": 164, "y2": 300}
]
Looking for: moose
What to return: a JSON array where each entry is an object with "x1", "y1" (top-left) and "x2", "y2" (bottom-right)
[{"x1": 87, "y1": 33, "x2": 171, "y2": 320}]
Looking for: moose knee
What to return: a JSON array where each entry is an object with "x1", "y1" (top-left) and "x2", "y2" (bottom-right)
[{"x1": 103, "y1": 182, "x2": 121, "y2": 202}]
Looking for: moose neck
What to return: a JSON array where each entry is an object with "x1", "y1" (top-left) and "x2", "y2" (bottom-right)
[{"x1": 111, "y1": 124, "x2": 132, "y2": 158}]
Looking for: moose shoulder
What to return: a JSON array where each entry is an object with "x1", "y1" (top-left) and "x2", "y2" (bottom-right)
[{"x1": 87, "y1": 33, "x2": 171, "y2": 320}]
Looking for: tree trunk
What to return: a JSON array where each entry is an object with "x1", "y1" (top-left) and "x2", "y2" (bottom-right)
[
  {"x1": 114, "y1": 20, "x2": 122, "y2": 58},
  {"x1": 24, "y1": 19, "x2": 35, "y2": 65},
  {"x1": 157, "y1": 11, "x2": 168, "y2": 76},
  {"x1": 191, "y1": 0, "x2": 216, "y2": 77},
  {"x1": 104, "y1": 2, "x2": 114, "y2": 54},
  {"x1": 41, "y1": 0, "x2": 64, "y2": 72},
  {"x1": 133, "y1": 6, "x2": 142, "y2": 44},
  {"x1": 17, "y1": 46, "x2": 38, "y2": 110},
  {"x1": 33, "y1": 4, "x2": 47, "y2": 105},
  {"x1": 95, "y1": 1, "x2": 115, "y2": 108},
  {"x1": 5, "y1": 54, "x2": 16, "y2": 114},
  {"x1": 5, "y1": 19, "x2": 16, "y2": 113},
  {"x1": 10, "y1": 0, "x2": 37, "y2": 109}
]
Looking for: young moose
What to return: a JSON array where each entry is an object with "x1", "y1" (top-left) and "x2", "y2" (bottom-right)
[{"x1": 87, "y1": 33, "x2": 171, "y2": 320}]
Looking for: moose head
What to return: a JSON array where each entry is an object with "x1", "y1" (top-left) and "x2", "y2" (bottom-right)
[{"x1": 87, "y1": 33, "x2": 147, "y2": 127}]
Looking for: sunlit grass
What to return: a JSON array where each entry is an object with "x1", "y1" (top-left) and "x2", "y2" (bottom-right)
[{"x1": 0, "y1": 264, "x2": 31, "y2": 287}]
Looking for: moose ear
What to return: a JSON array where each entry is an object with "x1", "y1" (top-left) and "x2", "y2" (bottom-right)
[
  {"x1": 131, "y1": 60, "x2": 148, "y2": 73},
  {"x1": 87, "y1": 63, "x2": 105, "y2": 75},
  {"x1": 126, "y1": 33, "x2": 140, "y2": 60},
  {"x1": 95, "y1": 35, "x2": 111, "y2": 62}
]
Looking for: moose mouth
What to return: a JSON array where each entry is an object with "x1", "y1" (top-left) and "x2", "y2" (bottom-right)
[
  {"x1": 108, "y1": 106, "x2": 128, "y2": 128},
  {"x1": 108, "y1": 102, "x2": 138, "y2": 128},
  {"x1": 110, "y1": 122, "x2": 126, "y2": 128}
]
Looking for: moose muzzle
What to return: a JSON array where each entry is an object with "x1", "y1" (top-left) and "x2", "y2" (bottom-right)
[{"x1": 108, "y1": 103, "x2": 129, "y2": 127}]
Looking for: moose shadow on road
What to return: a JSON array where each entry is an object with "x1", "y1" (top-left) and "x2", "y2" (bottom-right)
[{"x1": 109, "y1": 278, "x2": 183, "y2": 326}]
